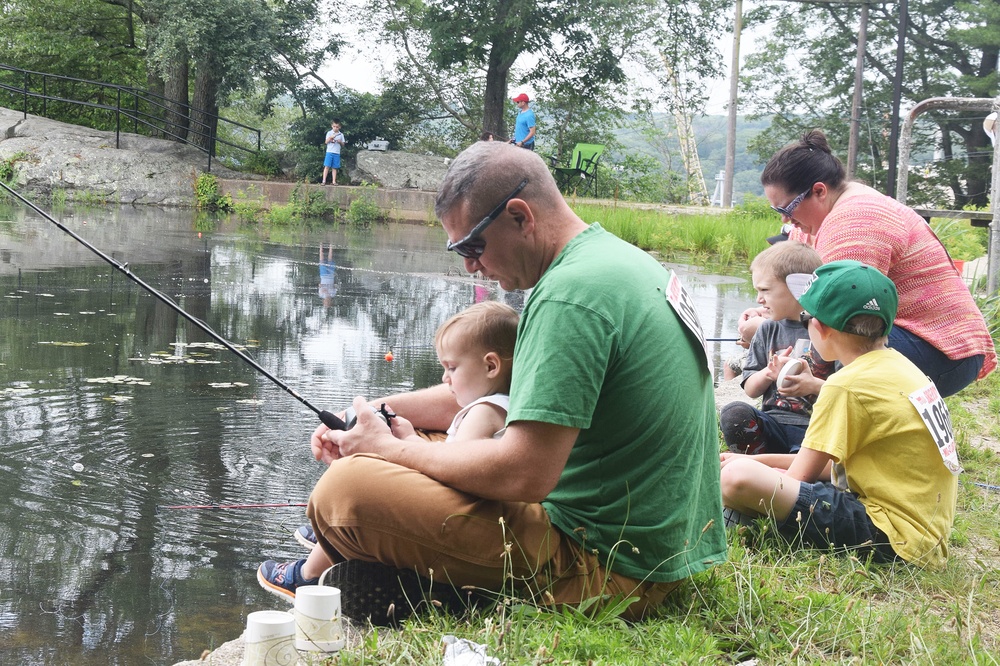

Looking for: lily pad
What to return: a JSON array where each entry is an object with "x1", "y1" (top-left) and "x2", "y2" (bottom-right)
[{"x1": 87, "y1": 375, "x2": 149, "y2": 385}]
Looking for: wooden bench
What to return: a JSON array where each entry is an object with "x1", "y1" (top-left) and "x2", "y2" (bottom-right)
[{"x1": 913, "y1": 208, "x2": 992, "y2": 228}]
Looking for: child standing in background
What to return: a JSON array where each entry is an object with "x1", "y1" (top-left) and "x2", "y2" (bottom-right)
[{"x1": 322, "y1": 119, "x2": 345, "y2": 185}]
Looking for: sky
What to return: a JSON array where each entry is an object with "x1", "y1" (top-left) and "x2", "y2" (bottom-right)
[{"x1": 318, "y1": 22, "x2": 747, "y2": 117}]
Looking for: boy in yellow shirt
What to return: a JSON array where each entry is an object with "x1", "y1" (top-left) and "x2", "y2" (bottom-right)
[{"x1": 720, "y1": 261, "x2": 958, "y2": 568}]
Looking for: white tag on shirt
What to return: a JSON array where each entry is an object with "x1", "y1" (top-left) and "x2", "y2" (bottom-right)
[
  {"x1": 665, "y1": 271, "x2": 712, "y2": 377},
  {"x1": 908, "y1": 381, "x2": 962, "y2": 475}
]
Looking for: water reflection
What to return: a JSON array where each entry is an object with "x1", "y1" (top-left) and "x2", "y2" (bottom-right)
[{"x1": 0, "y1": 203, "x2": 754, "y2": 664}]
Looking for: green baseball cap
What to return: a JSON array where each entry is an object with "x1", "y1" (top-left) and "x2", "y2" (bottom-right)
[{"x1": 795, "y1": 260, "x2": 898, "y2": 334}]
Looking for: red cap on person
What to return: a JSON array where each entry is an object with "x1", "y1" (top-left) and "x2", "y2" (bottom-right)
[{"x1": 511, "y1": 93, "x2": 530, "y2": 103}]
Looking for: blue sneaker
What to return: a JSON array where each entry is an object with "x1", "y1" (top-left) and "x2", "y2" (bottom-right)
[
  {"x1": 256, "y1": 559, "x2": 318, "y2": 602},
  {"x1": 294, "y1": 524, "x2": 318, "y2": 550}
]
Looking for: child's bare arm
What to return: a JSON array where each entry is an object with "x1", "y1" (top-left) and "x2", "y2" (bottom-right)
[
  {"x1": 743, "y1": 346, "x2": 791, "y2": 398},
  {"x1": 452, "y1": 402, "x2": 507, "y2": 442},
  {"x1": 785, "y1": 448, "x2": 833, "y2": 483}
]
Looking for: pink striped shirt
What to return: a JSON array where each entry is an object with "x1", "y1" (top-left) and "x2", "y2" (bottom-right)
[{"x1": 790, "y1": 194, "x2": 996, "y2": 379}]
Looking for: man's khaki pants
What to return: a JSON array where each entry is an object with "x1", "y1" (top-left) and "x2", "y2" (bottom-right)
[{"x1": 307, "y1": 454, "x2": 679, "y2": 621}]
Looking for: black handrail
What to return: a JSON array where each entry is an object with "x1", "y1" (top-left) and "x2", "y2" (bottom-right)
[{"x1": 0, "y1": 63, "x2": 261, "y2": 172}]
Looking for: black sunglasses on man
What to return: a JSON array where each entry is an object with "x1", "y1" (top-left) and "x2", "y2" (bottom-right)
[{"x1": 446, "y1": 179, "x2": 529, "y2": 259}]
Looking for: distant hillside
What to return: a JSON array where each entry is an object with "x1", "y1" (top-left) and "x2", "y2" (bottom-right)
[{"x1": 614, "y1": 114, "x2": 771, "y2": 205}]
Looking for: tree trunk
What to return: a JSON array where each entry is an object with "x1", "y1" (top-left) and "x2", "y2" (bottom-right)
[
  {"x1": 163, "y1": 51, "x2": 189, "y2": 142},
  {"x1": 482, "y1": 45, "x2": 513, "y2": 140},
  {"x1": 190, "y1": 62, "x2": 219, "y2": 152}
]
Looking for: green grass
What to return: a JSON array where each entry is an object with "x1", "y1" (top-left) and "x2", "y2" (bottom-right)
[
  {"x1": 571, "y1": 202, "x2": 778, "y2": 268},
  {"x1": 319, "y1": 524, "x2": 1000, "y2": 663},
  {"x1": 293, "y1": 365, "x2": 1000, "y2": 664}
]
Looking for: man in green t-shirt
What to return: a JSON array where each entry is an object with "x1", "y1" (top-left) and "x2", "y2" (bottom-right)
[{"x1": 262, "y1": 142, "x2": 726, "y2": 626}]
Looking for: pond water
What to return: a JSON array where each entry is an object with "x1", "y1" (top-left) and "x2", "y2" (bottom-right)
[{"x1": 0, "y1": 203, "x2": 753, "y2": 665}]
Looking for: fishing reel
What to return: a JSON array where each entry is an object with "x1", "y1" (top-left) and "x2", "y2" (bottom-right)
[{"x1": 342, "y1": 403, "x2": 396, "y2": 430}]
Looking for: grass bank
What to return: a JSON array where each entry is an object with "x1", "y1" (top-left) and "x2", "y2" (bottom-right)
[
  {"x1": 301, "y1": 370, "x2": 1000, "y2": 664},
  {"x1": 571, "y1": 200, "x2": 778, "y2": 270}
]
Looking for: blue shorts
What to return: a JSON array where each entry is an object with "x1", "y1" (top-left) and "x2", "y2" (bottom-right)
[
  {"x1": 888, "y1": 325, "x2": 983, "y2": 397},
  {"x1": 324, "y1": 153, "x2": 341, "y2": 169},
  {"x1": 777, "y1": 480, "x2": 898, "y2": 562}
]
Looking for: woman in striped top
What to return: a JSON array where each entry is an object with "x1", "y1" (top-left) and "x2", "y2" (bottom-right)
[{"x1": 759, "y1": 129, "x2": 995, "y2": 397}]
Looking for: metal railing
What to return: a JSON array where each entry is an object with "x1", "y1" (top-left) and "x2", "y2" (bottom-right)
[{"x1": 0, "y1": 64, "x2": 261, "y2": 172}]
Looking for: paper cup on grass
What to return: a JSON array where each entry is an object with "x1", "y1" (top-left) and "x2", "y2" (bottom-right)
[
  {"x1": 294, "y1": 586, "x2": 345, "y2": 653},
  {"x1": 243, "y1": 610, "x2": 297, "y2": 666}
]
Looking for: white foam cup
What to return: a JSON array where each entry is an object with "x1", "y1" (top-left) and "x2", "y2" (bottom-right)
[
  {"x1": 294, "y1": 586, "x2": 345, "y2": 653},
  {"x1": 243, "y1": 610, "x2": 297, "y2": 666}
]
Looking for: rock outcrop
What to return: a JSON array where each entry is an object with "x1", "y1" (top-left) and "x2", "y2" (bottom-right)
[
  {"x1": 352, "y1": 149, "x2": 450, "y2": 191},
  {"x1": 0, "y1": 107, "x2": 246, "y2": 206}
]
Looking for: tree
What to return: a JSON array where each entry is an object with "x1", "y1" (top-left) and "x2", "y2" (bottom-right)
[
  {"x1": 140, "y1": 0, "x2": 340, "y2": 150},
  {"x1": 740, "y1": 0, "x2": 1000, "y2": 208},
  {"x1": 369, "y1": 1, "x2": 724, "y2": 142},
  {"x1": 0, "y1": 0, "x2": 342, "y2": 151},
  {"x1": 0, "y1": 0, "x2": 146, "y2": 127}
]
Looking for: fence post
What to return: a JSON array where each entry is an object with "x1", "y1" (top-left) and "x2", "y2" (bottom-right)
[
  {"x1": 21, "y1": 70, "x2": 27, "y2": 119},
  {"x1": 116, "y1": 87, "x2": 122, "y2": 149},
  {"x1": 989, "y1": 98, "x2": 1000, "y2": 296},
  {"x1": 42, "y1": 75, "x2": 46, "y2": 117}
]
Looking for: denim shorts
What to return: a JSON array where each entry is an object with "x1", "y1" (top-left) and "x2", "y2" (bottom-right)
[
  {"x1": 776, "y1": 481, "x2": 898, "y2": 563},
  {"x1": 889, "y1": 325, "x2": 984, "y2": 397}
]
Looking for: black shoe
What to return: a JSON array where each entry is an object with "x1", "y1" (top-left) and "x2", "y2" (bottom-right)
[{"x1": 320, "y1": 560, "x2": 467, "y2": 627}]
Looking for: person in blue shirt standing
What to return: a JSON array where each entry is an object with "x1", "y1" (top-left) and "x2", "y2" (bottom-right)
[{"x1": 510, "y1": 93, "x2": 536, "y2": 150}]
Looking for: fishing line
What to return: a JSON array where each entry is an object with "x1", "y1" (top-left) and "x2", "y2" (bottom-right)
[
  {"x1": 0, "y1": 182, "x2": 346, "y2": 431},
  {"x1": 158, "y1": 502, "x2": 309, "y2": 511}
]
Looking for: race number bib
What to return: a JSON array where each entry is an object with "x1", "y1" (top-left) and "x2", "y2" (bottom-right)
[
  {"x1": 908, "y1": 382, "x2": 962, "y2": 475},
  {"x1": 665, "y1": 271, "x2": 712, "y2": 376}
]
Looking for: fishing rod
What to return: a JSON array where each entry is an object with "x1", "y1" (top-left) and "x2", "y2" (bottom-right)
[
  {"x1": 0, "y1": 182, "x2": 347, "y2": 431},
  {"x1": 706, "y1": 338, "x2": 740, "y2": 342}
]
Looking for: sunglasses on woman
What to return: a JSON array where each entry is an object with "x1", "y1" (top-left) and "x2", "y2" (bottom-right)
[
  {"x1": 771, "y1": 187, "x2": 812, "y2": 218},
  {"x1": 446, "y1": 179, "x2": 528, "y2": 259}
]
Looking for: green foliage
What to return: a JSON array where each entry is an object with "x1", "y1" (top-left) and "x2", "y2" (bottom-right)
[
  {"x1": 264, "y1": 203, "x2": 296, "y2": 225},
  {"x1": 0, "y1": 0, "x2": 146, "y2": 128},
  {"x1": 596, "y1": 153, "x2": 688, "y2": 203},
  {"x1": 741, "y1": 0, "x2": 998, "y2": 208},
  {"x1": 345, "y1": 185, "x2": 384, "y2": 227},
  {"x1": 232, "y1": 186, "x2": 267, "y2": 223},
  {"x1": 49, "y1": 188, "x2": 68, "y2": 208},
  {"x1": 0, "y1": 151, "x2": 28, "y2": 184},
  {"x1": 73, "y1": 189, "x2": 112, "y2": 206},
  {"x1": 193, "y1": 173, "x2": 233, "y2": 211},
  {"x1": 931, "y1": 218, "x2": 989, "y2": 262},
  {"x1": 241, "y1": 151, "x2": 282, "y2": 177},
  {"x1": 288, "y1": 182, "x2": 334, "y2": 219}
]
